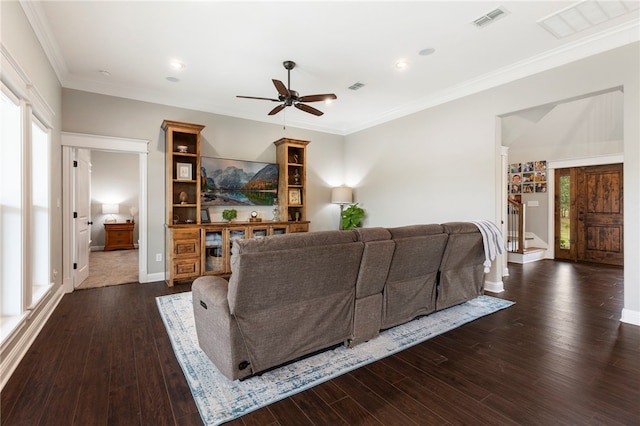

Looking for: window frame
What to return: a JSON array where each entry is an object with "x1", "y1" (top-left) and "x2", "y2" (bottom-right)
[{"x1": 0, "y1": 79, "x2": 53, "y2": 343}]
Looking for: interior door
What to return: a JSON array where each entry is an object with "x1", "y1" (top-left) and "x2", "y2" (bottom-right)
[
  {"x1": 576, "y1": 163, "x2": 623, "y2": 266},
  {"x1": 75, "y1": 149, "x2": 92, "y2": 286}
]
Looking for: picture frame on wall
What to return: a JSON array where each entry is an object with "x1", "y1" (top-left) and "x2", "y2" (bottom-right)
[
  {"x1": 176, "y1": 162, "x2": 192, "y2": 181},
  {"x1": 201, "y1": 208, "x2": 211, "y2": 223},
  {"x1": 200, "y1": 156, "x2": 278, "y2": 206},
  {"x1": 288, "y1": 188, "x2": 301, "y2": 205}
]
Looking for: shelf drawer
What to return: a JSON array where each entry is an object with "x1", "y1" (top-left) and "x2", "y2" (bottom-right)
[
  {"x1": 173, "y1": 258, "x2": 200, "y2": 279},
  {"x1": 288, "y1": 222, "x2": 309, "y2": 233},
  {"x1": 110, "y1": 232, "x2": 131, "y2": 243},
  {"x1": 173, "y1": 228, "x2": 200, "y2": 240},
  {"x1": 174, "y1": 239, "x2": 200, "y2": 258}
]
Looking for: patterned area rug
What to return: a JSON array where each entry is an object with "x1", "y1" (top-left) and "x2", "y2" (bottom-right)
[{"x1": 156, "y1": 292, "x2": 514, "y2": 426}]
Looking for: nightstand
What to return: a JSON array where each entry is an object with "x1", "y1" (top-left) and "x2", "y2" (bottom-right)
[{"x1": 104, "y1": 222, "x2": 135, "y2": 251}]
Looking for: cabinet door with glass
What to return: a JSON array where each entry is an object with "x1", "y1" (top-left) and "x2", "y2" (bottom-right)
[
  {"x1": 249, "y1": 225, "x2": 270, "y2": 238},
  {"x1": 271, "y1": 224, "x2": 288, "y2": 235},
  {"x1": 203, "y1": 228, "x2": 226, "y2": 275}
]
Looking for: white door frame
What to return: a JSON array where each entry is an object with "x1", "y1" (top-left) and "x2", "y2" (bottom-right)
[{"x1": 61, "y1": 132, "x2": 149, "y2": 293}]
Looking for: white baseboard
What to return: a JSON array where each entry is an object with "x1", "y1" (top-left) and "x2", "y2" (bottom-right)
[
  {"x1": 621, "y1": 308, "x2": 640, "y2": 326},
  {"x1": 484, "y1": 280, "x2": 504, "y2": 293},
  {"x1": 0, "y1": 285, "x2": 65, "y2": 390},
  {"x1": 143, "y1": 271, "x2": 166, "y2": 283}
]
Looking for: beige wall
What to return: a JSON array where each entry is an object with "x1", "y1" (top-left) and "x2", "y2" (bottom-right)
[{"x1": 345, "y1": 42, "x2": 640, "y2": 322}]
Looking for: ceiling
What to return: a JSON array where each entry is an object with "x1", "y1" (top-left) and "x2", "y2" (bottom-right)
[{"x1": 20, "y1": 1, "x2": 640, "y2": 135}]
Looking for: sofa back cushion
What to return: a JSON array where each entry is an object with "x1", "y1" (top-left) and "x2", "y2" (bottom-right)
[
  {"x1": 353, "y1": 227, "x2": 394, "y2": 298},
  {"x1": 438, "y1": 222, "x2": 485, "y2": 310},
  {"x1": 382, "y1": 224, "x2": 448, "y2": 328}
]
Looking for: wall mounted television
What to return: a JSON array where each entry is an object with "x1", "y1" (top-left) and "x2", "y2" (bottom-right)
[{"x1": 200, "y1": 156, "x2": 278, "y2": 206}]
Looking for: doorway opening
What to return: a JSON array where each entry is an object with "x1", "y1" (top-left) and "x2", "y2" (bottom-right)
[
  {"x1": 77, "y1": 149, "x2": 141, "y2": 289},
  {"x1": 61, "y1": 133, "x2": 149, "y2": 293}
]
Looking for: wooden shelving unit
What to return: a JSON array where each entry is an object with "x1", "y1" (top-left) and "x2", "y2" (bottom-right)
[
  {"x1": 274, "y1": 138, "x2": 310, "y2": 232},
  {"x1": 163, "y1": 120, "x2": 205, "y2": 286},
  {"x1": 162, "y1": 120, "x2": 204, "y2": 225},
  {"x1": 162, "y1": 125, "x2": 311, "y2": 286}
]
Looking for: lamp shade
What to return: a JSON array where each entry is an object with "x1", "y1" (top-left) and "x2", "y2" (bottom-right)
[
  {"x1": 331, "y1": 186, "x2": 353, "y2": 205},
  {"x1": 102, "y1": 203, "x2": 119, "y2": 214}
]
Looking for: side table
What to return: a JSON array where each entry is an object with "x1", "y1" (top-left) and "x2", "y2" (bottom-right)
[{"x1": 104, "y1": 222, "x2": 135, "y2": 251}]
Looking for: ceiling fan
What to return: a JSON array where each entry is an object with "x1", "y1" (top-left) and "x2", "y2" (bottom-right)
[{"x1": 237, "y1": 60, "x2": 337, "y2": 116}]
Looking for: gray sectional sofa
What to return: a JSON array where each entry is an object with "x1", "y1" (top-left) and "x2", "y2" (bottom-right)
[{"x1": 192, "y1": 222, "x2": 488, "y2": 380}]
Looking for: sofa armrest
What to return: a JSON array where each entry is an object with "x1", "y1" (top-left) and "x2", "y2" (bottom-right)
[
  {"x1": 192, "y1": 276, "x2": 253, "y2": 380},
  {"x1": 193, "y1": 276, "x2": 231, "y2": 313}
]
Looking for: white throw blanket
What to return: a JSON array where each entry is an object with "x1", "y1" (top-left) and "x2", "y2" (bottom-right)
[{"x1": 469, "y1": 220, "x2": 506, "y2": 273}]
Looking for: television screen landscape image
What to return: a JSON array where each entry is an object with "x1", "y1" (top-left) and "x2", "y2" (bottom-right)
[{"x1": 200, "y1": 157, "x2": 278, "y2": 206}]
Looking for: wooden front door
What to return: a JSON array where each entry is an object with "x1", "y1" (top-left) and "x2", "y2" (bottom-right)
[
  {"x1": 577, "y1": 163, "x2": 623, "y2": 265},
  {"x1": 555, "y1": 163, "x2": 623, "y2": 266}
]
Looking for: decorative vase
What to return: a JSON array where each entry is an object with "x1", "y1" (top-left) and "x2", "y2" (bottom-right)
[{"x1": 179, "y1": 191, "x2": 188, "y2": 204}]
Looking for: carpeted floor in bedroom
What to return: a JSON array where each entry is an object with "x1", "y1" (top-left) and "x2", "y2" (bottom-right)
[{"x1": 77, "y1": 249, "x2": 139, "y2": 289}]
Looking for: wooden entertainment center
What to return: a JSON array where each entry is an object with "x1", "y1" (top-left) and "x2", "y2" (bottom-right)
[{"x1": 162, "y1": 120, "x2": 310, "y2": 286}]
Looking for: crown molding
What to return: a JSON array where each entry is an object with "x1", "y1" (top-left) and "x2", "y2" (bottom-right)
[{"x1": 19, "y1": 0, "x2": 67, "y2": 84}]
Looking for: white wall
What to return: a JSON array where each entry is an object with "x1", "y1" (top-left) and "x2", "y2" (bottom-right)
[
  {"x1": 61, "y1": 89, "x2": 345, "y2": 276},
  {"x1": 90, "y1": 150, "x2": 140, "y2": 248},
  {"x1": 345, "y1": 42, "x2": 640, "y2": 324}
]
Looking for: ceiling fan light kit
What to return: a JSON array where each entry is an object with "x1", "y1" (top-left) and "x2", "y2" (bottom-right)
[{"x1": 237, "y1": 60, "x2": 337, "y2": 117}]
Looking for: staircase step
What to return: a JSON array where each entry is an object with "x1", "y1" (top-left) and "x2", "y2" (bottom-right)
[
  {"x1": 523, "y1": 247, "x2": 545, "y2": 254},
  {"x1": 508, "y1": 247, "x2": 547, "y2": 264}
]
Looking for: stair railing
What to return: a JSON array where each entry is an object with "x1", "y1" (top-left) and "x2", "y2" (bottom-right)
[{"x1": 507, "y1": 198, "x2": 525, "y2": 254}]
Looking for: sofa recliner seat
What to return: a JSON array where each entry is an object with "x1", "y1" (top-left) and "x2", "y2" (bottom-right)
[{"x1": 192, "y1": 230, "x2": 364, "y2": 380}]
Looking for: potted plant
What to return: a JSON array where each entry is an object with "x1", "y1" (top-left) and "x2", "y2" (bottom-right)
[
  {"x1": 340, "y1": 203, "x2": 365, "y2": 230},
  {"x1": 222, "y1": 209, "x2": 237, "y2": 222}
]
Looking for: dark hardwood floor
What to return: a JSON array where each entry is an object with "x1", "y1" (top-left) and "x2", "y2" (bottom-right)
[{"x1": 2, "y1": 260, "x2": 638, "y2": 425}]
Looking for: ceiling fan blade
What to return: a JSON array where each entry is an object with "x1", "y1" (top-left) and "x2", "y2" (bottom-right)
[
  {"x1": 236, "y1": 95, "x2": 280, "y2": 102},
  {"x1": 268, "y1": 104, "x2": 286, "y2": 116},
  {"x1": 298, "y1": 94, "x2": 337, "y2": 103},
  {"x1": 272, "y1": 79, "x2": 290, "y2": 97},
  {"x1": 295, "y1": 103, "x2": 324, "y2": 116}
]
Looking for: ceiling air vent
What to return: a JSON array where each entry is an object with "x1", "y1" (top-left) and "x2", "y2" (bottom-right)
[
  {"x1": 348, "y1": 82, "x2": 365, "y2": 91},
  {"x1": 473, "y1": 6, "x2": 508, "y2": 27}
]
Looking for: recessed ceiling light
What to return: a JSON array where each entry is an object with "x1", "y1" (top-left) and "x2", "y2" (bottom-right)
[
  {"x1": 395, "y1": 61, "x2": 409, "y2": 70},
  {"x1": 419, "y1": 47, "x2": 436, "y2": 56},
  {"x1": 166, "y1": 76, "x2": 180, "y2": 82},
  {"x1": 99, "y1": 70, "x2": 111, "y2": 77},
  {"x1": 170, "y1": 60, "x2": 186, "y2": 70}
]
